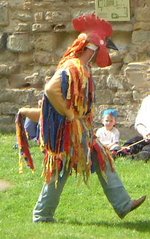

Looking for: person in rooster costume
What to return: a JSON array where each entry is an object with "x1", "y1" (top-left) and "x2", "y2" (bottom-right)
[{"x1": 17, "y1": 14, "x2": 146, "y2": 222}]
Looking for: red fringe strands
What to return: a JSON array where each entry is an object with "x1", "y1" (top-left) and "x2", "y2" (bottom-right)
[
  {"x1": 92, "y1": 138, "x2": 115, "y2": 181},
  {"x1": 15, "y1": 113, "x2": 35, "y2": 174},
  {"x1": 57, "y1": 34, "x2": 87, "y2": 69},
  {"x1": 92, "y1": 139, "x2": 106, "y2": 173}
]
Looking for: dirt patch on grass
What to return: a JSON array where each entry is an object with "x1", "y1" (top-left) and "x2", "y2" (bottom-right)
[{"x1": 0, "y1": 179, "x2": 12, "y2": 191}]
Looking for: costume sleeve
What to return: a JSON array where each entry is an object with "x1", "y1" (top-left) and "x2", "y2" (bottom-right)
[
  {"x1": 18, "y1": 108, "x2": 41, "y2": 122},
  {"x1": 135, "y1": 96, "x2": 150, "y2": 137},
  {"x1": 45, "y1": 71, "x2": 74, "y2": 121}
]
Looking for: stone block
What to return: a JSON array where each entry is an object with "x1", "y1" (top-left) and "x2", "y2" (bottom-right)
[
  {"x1": 33, "y1": 33, "x2": 58, "y2": 52},
  {"x1": 133, "y1": 0, "x2": 148, "y2": 7},
  {"x1": 15, "y1": 13, "x2": 32, "y2": 22},
  {"x1": 15, "y1": 23, "x2": 31, "y2": 32},
  {"x1": 132, "y1": 30, "x2": 150, "y2": 44},
  {"x1": 34, "y1": 1, "x2": 70, "y2": 9},
  {"x1": 0, "y1": 89, "x2": 37, "y2": 106},
  {"x1": 0, "y1": 77, "x2": 9, "y2": 88},
  {"x1": 134, "y1": 22, "x2": 150, "y2": 31},
  {"x1": 113, "y1": 97, "x2": 127, "y2": 105},
  {"x1": 0, "y1": 51, "x2": 16, "y2": 62},
  {"x1": 123, "y1": 53, "x2": 134, "y2": 64},
  {"x1": 0, "y1": 2, "x2": 9, "y2": 26},
  {"x1": 71, "y1": 9, "x2": 93, "y2": 20},
  {"x1": 114, "y1": 91, "x2": 133, "y2": 103},
  {"x1": 125, "y1": 62, "x2": 150, "y2": 89},
  {"x1": 93, "y1": 75, "x2": 107, "y2": 90},
  {"x1": 108, "y1": 63, "x2": 123, "y2": 74},
  {"x1": 112, "y1": 31, "x2": 132, "y2": 53},
  {"x1": 126, "y1": 70, "x2": 147, "y2": 88},
  {"x1": 92, "y1": 66, "x2": 110, "y2": 76},
  {"x1": 32, "y1": 23, "x2": 52, "y2": 32},
  {"x1": 9, "y1": 0, "x2": 25, "y2": 6},
  {"x1": 33, "y1": 51, "x2": 58, "y2": 65},
  {"x1": 0, "y1": 115, "x2": 14, "y2": 124},
  {"x1": 8, "y1": 73, "x2": 28, "y2": 88},
  {"x1": 135, "y1": 7, "x2": 150, "y2": 21},
  {"x1": 125, "y1": 62, "x2": 150, "y2": 71},
  {"x1": 107, "y1": 74, "x2": 125, "y2": 90},
  {"x1": 0, "y1": 33, "x2": 7, "y2": 50},
  {"x1": 95, "y1": 89, "x2": 114, "y2": 104},
  {"x1": 7, "y1": 33, "x2": 33, "y2": 52},
  {"x1": 0, "y1": 102, "x2": 19, "y2": 115},
  {"x1": 53, "y1": 24, "x2": 68, "y2": 32},
  {"x1": 23, "y1": 1, "x2": 32, "y2": 10},
  {"x1": 45, "y1": 11, "x2": 71, "y2": 23},
  {"x1": 132, "y1": 90, "x2": 142, "y2": 101},
  {"x1": 25, "y1": 72, "x2": 43, "y2": 87},
  {"x1": 113, "y1": 23, "x2": 133, "y2": 32},
  {"x1": 0, "y1": 64, "x2": 10, "y2": 76},
  {"x1": 110, "y1": 51, "x2": 123, "y2": 63},
  {"x1": 125, "y1": 105, "x2": 139, "y2": 124},
  {"x1": 34, "y1": 12, "x2": 44, "y2": 23},
  {"x1": 18, "y1": 53, "x2": 33, "y2": 65},
  {"x1": 70, "y1": 0, "x2": 93, "y2": 7},
  {"x1": 0, "y1": 64, "x2": 19, "y2": 76}
]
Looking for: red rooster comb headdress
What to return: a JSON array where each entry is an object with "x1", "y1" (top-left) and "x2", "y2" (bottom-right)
[{"x1": 72, "y1": 13, "x2": 118, "y2": 67}]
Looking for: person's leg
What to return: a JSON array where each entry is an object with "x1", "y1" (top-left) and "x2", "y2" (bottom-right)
[
  {"x1": 33, "y1": 166, "x2": 70, "y2": 222},
  {"x1": 91, "y1": 149, "x2": 134, "y2": 218}
]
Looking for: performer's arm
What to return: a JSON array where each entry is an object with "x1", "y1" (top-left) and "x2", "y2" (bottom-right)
[
  {"x1": 45, "y1": 76, "x2": 74, "y2": 121},
  {"x1": 18, "y1": 108, "x2": 40, "y2": 122}
]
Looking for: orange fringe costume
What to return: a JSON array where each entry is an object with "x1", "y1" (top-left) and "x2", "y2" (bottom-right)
[{"x1": 16, "y1": 14, "x2": 115, "y2": 185}]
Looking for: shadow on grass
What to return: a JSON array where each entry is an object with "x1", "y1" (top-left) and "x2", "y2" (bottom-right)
[{"x1": 58, "y1": 219, "x2": 150, "y2": 233}]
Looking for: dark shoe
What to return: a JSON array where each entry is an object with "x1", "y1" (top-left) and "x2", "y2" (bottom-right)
[
  {"x1": 118, "y1": 195, "x2": 146, "y2": 219},
  {"x1": 130, "y1": 195, "x2": 146, "y2": 212}
]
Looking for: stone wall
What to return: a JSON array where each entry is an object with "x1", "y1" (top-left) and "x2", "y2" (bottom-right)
[{"x1": 0, "y1": 0, "x2": 150, "y2": 138}]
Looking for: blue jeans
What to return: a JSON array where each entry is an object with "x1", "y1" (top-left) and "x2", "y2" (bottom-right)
[{"x1": 33, "y1": 149, "x2": 132, "y2": 222}]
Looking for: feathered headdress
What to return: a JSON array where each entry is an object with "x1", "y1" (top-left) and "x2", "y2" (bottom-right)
[{"x1": 72, "y1": 13, "x2": 118, "y2": 67}]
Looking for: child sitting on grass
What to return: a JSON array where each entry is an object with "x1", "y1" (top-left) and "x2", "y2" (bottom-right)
[{"x1": 96, "y1": 108, "x2": 121, "y2": 154}]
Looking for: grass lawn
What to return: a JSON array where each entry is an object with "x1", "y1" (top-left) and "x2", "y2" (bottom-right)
[{"x1": 0, "y1": 133, "x2": 150, "y2": 239}]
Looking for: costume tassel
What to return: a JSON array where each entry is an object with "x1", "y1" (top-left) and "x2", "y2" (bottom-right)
[
  {"x1": 92, "y1": 139, "x2": 106, "y2": 173},
  {"x1": 16, "y1": 113, "x2": 35, "y2": 172}
]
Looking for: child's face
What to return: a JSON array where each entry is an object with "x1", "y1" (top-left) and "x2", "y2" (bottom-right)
[{"x1": 102, "y1": 114, "x2": 116, "y2": 130}]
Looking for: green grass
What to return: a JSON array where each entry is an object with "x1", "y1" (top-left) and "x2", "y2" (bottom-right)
[{"x1": 0, "y1": 133, "x2": 150, "y2": 239}]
